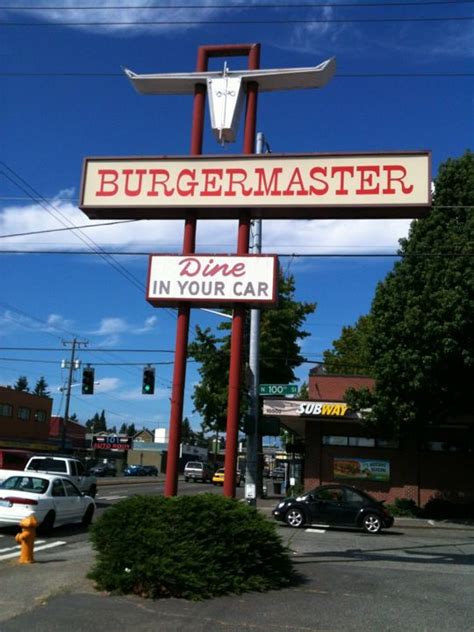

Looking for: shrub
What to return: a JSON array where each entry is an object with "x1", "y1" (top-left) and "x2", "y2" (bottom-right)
[
  {"x1": 385, "y1": 498, "x2": 420, "y2": 517},
  {"x1": 89, "y1": 494, "x2": 296, "y2": 600},
  {"x1": 422, "y1": 498, "x2": 474, "y2": 520}
]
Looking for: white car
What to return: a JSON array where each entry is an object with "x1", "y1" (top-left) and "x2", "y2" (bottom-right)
[{"x1": 0, "y1": 472, "x2": 95, "y2": 532}]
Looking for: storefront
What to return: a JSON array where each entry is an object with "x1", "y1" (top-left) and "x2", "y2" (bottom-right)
[{"x1": 263, "y1": 374, "x2": 474, "y2": 506}]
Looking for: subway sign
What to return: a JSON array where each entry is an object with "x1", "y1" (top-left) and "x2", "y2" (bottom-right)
[
  {"x1": 263, "y1": 399, "x2": 349, "y2": 417},
  {"x1": 80, "y1": 151, "x2": 431, "y2": 221}
]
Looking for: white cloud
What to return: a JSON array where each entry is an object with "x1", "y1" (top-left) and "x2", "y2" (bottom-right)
[
  {"x1": 0, "y1": 196, "x2": 411, "y2": 256},
  {"x1": 90, "y1": 316, "x2": 159, "y2": 344},
  {"x1": 94, "y1": 377, "x2": 121, "y2": 393},
  {"x1": 2, "y1": 0, "x2": 229, "y2": 35}
]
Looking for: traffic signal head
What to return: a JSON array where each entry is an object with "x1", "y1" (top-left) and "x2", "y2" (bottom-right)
[
  {"x1": 82, "y1": 367, "x2": 95, "y2": 395},
  {"x1": 142, "y1": 366, "x2": 155, "y2": 395}
]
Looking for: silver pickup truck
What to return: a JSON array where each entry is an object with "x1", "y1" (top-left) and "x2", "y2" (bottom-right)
[{"x1": 24, "y1": 455, "x2": 97, "y2": 498}]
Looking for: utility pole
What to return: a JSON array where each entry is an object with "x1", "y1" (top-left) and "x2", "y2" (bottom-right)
[
  {"x1": 61, "y1": 338, "x2": 88, "y2": 450},
  {"x1": 245, "y1": 131, "x2": 269, "y2": 506}
]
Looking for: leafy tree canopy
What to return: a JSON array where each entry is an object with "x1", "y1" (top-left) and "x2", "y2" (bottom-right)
[
  {"x1": 322, "y1": 315, "x2": 375, "y2": 376},
  {"x1": 347, "y1": 151, "x2": 474, "y2": 434},
  {"x1": 188, "y1": 273, "x2": 316, "y2": 434}
]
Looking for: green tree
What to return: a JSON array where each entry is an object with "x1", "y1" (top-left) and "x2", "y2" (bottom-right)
[
  {"x1": 86, "y1": 411, "x2": 107, "y2": 433},
  {"x1": 33, "y1": 376, "x2": 50, "y2": 397},
  {"x1": 14, "y1": 376, "x2": 29, "y2": 392},
  {"x1": 181, "y1": 417, "x2": 196, "y2": 445},
  {"x1": 119, "y1": 423, "x2": 128, "y2": 434},
  {"x1": 188, "y1": 273, "x2": 316, "y2": 434},
  {"x1": 297, "y1": 381, "x2": 309, "y2": 399},
  {"x1": 347, "y1": 151, "x2": 474, "y2": 434},
  {"x1": 322, "y1": 315, "x2": 375, "y2": 376},
  {"x1": 127, "y1": 423, "x2": 136, "y2": 437}
]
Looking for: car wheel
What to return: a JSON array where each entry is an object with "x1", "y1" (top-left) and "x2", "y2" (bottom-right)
[
  {"x1": 82, "y1": 505, "x2": 94, "y2": 527},
  {"x1": 40, "y1": 511, "x2": 56, "y2": 534},
  {"x1": 285, "y1": 507, "x2": 306, "y2": 528},
  {"x1": 362, "y1": 513, "x2": 382, "y2": 534},
  {"x1": 88, "y1": 485, "x2": 97, "y2": 498}
]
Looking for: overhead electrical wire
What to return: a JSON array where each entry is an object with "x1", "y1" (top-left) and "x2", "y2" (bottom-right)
[
  {"x1": 4, "y1": 1, "x2": 473, "y2": 8},
  {"x1": 0, "y1": 249, "x2": 471, "y2": 257},
  {"x1": 0, "y1": 163, "x2": 147, "y2": 295},
  {"x1": 1, "y1": 16, "x2": 472, "y2": 25}
]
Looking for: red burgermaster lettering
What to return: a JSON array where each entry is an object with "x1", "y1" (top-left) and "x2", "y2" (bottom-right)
[{"x1": 94, "y1": 163, "x2": 415, "y2": 200}]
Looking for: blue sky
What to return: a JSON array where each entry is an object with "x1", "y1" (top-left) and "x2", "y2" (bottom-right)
[{"x1": 0, "y1": 1, "x2": 472, "y2": 434}]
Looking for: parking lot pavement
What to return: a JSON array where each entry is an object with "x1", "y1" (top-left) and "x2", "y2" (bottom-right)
[{"x1": 1, "y1": 495, "x2": 473, "y2": 631}]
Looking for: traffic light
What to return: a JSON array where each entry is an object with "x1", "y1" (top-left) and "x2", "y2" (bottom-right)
[
  {"x1": 142, "y1": 366, "x2": 155, "y2": 395},
  {"x1": 82, "y1": 367, "x2": 95, "y2": 395}
]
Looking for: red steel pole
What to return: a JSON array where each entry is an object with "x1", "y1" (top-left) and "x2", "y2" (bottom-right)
[
  {"x1": 164, "y1": 53, "x2": 207, "y2": 497},
  {"x1": 223, "y1": 44, "x2": 260, "y2": 498},
  {"x1": 165, "y1": 43, "x2": 261, "y2": 498}
]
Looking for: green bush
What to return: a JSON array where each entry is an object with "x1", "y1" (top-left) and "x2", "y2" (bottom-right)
[
  {"x1": 385, "y1": 498, "x2": 420, "y2": 517},
  {"x1": 89, "y1": 494, "x2": 296, "y2": 600}
]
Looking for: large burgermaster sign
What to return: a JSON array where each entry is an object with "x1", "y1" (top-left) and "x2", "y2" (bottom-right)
[{"x1": 80, "y1": 151, "x2": 431, "y2": 220}]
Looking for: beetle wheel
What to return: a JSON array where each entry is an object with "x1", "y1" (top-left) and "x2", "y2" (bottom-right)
[
  {"x1": 362, "y1": 513, "x2": 382, "y2": 534},
  {"x1": 285, "y1": 508, "x2": 305, "y2": 528}
]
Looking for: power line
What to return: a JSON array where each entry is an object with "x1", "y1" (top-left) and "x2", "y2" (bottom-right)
[
  {"x1": 3, "y1": 0, "x2": 473, "y2": 7},
  {"x1": 0, "y1": 162, "x2": 146, "y2": 295},
  {"x1": 0, "y1": 220, "x2": 140, "y2": 239},
  {"x1": 1, "y1": 249, "x2": 472, "y2": 257},
  {"x1": 4, "y1": 1, "x2": 474, "y2": 8},
  {"x1": 1, "y1": 17, "x2": 472, "y2": 26}
]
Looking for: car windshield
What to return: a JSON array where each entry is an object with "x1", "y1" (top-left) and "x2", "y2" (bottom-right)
[
  {"x1": 0, "y1": 475, "x2": 49, "y2": 494},
  {"x1": 216, "y1": 469, "x2": 225, "y2": 474}
]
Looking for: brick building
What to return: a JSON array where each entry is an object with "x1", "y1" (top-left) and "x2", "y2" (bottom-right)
[
  {"x1": 263, "y1": 372, "x2": 474, "y2": 507},
  {"x1": 0, "y1": 385, "x2": 53, "y2": 452}
]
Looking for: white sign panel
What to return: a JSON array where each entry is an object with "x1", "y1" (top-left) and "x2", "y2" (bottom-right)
[
  {"x1": 147, "y1": 254, "x2": 278, "y2": 308},
  {"x1": 80, "y1": 152, "x2": 431, "y2": 220}
]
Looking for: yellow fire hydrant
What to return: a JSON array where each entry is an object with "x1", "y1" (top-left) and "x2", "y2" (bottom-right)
[{"x1": 15, "y1": 515, "x2": 38, "y2": 564}]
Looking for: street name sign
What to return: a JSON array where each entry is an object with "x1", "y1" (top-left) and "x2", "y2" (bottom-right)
[
  {"x1": 80, "y1": 151, "x2": 431, "y2": 221},
  {"x1": 259, "y1": 384, "x2": 299, "y2": 396},
  {"x1": 147, "y1": 254, "x2": 278, "y2": 308}
]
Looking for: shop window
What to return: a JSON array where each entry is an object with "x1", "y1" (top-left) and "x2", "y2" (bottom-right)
[
  {"x1": 348, "y1": 437, "x2": 376, "y2": 447},
  {"x1": 376, "y1": 438, "x2": 400, "y2": 449},
  {"x1": 17, "y1": 407, "x2": 31, "y2": 421},
  {"x1": 424, "y1": 441, "x2": 462, "y2": 453},
  {"x1": 34, "y1": 409, "x2": 47, "y2": 422},
  {"x1": 322, "y1": 436, "x2": 348, "y2": 446},
  {"x1": 0, "y1": 403, "x2": 13, "y2": 417}
]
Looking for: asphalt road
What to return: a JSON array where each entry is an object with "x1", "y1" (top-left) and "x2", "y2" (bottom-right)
[{"x1": 1, "y1": 479, "x2": 473, "y2": 631}]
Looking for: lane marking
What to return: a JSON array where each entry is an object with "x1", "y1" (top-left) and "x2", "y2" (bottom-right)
[
  {"x1": 305, "y1": 528, "x2": 327, "y2": 533},
  {"x1": 97, "y1": 495, "x2": 128, "y2": 501},
  {"x1": 0, "y1": 539, "x2": 46, "y2": 553},
  {"x1": 0, "y1": 540, "x2": 66, "y2": 561}
]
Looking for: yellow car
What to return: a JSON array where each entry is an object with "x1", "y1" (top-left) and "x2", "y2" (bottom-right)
[{"x1": 212, "y1": 468, "x2": 241, "y2": 487}]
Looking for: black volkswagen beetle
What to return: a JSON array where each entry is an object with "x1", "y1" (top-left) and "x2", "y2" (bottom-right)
[{"x1": 272, "y1": 484, "x2": 394, "y2": 534}]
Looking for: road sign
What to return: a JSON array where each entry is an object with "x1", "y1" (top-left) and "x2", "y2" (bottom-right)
[{"x1": 259, "y1": 384, "x2": 298, "y2": 396}]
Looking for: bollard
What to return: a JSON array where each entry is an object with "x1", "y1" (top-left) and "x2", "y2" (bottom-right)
[{"x1": 15, "y1": 515, "x2": 38, "y2": 564}]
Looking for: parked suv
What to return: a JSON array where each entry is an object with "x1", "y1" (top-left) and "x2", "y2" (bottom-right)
[{"x1": 184, "y1": 461, "x2": 213, "y2": 483}]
